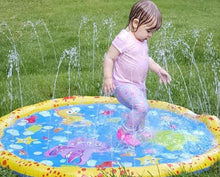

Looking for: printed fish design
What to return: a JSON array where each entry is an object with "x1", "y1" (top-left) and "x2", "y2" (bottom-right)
[
  {"x1": 54, "y1": 127, "x2": 63, "y2": 133},
  {"x1": 120, "y1": 152, "x2": 135, "y2": 157},
  {"x1": 100, "y1": 110, "x2": 114, "y2": 116},
  {"x1": 95, "y1": 161, "x2": 115, "y2": 168},
  {"x1": 43, "y1": 136, "x2": 49, "y2": 140},
  {"x1": 25, "y1": 115, "x2": 37, "y2": 123},
  {"x1": 25, "y1": 125, "x2": 42, "y2": 133},
  {"x1": 56, "y1": 108, "x2": 91, "y2": 126},
  {"x1": 107, "y1": 117, "x2": 121, "y2": 123},
  {"x1": 136, "y1": 155, "x2": 160, "y2": 165},
  {"x1": 19, "y1": 150, "x2": 27, "y2": 155}
]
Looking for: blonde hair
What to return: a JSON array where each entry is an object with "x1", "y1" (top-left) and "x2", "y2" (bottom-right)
[{"x1": 128, "y1": 0, "x2": 162, "y2": 32}]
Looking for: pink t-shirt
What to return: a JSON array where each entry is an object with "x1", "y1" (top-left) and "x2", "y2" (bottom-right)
[{"x1": 112, "y1": 29, "x2": 149, "y2": 90}]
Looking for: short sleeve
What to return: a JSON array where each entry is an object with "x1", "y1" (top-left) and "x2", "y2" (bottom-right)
[{"x1": 112, "y1": 30, "x2": 128, "y2": 53}]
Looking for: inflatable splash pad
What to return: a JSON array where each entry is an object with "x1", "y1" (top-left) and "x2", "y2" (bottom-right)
[{"x1": 0, "y1": 96, "x2": 220, "y2": 177}]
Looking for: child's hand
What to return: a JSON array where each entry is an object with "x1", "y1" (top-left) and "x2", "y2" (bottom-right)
[
  {"x1": 103, "y1": 78, "x2": 115, "y2": 96},
  {"x1": 157, "y1": 68, "x2": 171, "y2": 84}
]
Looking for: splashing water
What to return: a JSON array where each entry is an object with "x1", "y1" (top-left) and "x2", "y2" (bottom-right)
[
  {"x1": 36, "y1": 20, "x2": 58, "y2": 63},
  {"x1": 78, "y1": 16, "x2": 87, "y2": 61},
  {"x1": 0, "y1": 20, "x2": 219, "y2": 117},
  {"x1": 52, "y1": 47, "x2": 77, "y2": 99},
  {"x1": 23, "y1": 21, "x2": 45, "y2": 64},
  {"x1": 0, "y1": 22, "x2": 23, "y2": 109},
  {"x1": 0, "y1": 18, "x2": 219, "y2": 177},
  {"x1": 150, "y1": 22, "x2": 219, "y2": 115},
  {"x1": 7, "y1": 49, "x2": 23, "y2": 109},
  {"x1": 92, "y1": 22, "x2": 98, "y2": 90}
]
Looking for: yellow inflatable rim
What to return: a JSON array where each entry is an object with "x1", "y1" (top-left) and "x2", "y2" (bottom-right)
[{"x1": 0, "y1": 96, "x2": 220, "y2": 177}]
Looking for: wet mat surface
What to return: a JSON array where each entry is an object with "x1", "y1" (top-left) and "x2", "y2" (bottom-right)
[{"x1": 2, "y1": 103, "x2": 215, "y2": 168}]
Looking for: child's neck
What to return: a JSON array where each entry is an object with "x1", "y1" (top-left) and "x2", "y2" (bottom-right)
[{"x1": 125, "y1": 26, "x2": 130, "y2": 32}]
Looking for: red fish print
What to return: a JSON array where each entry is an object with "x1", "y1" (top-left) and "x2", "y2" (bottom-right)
[
  {"x1": 19, "y1": 150, "x2": 27, "y2": 155},
  {"x1": 54, "y1": 128, "x2": 63, "y2": 133},
  {"x1": 170, "y1": 124, "x2": 176, "y2": 129},
  {"x1": 100, "y1": 110, "x2": 114, "y2": 116},
  {"x1": 43, "y1": 136, "x2": 49, "y2": 140},
  {"x1": 25, "y1": 115, "x2": 37, "y2": 123},
  {"x1": 95, "y1": 161, "x2": 114, "y2": 168}
]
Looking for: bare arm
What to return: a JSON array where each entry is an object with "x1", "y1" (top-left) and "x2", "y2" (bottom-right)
[
  {"x1": 148, "y1": 57, "x2": 171, "y2": 84},
  {"x1": 103, "y1": 45, "x2": 120, "y2": 95}
]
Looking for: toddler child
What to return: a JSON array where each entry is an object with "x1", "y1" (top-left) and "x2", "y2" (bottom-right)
[{"x1": 103, "y1": 0, "x2": 171, "y2": 146}]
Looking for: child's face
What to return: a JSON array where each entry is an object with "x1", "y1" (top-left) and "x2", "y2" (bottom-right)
[{"x1": 132, "y1": 20, "x2": 157, "y2": 41}]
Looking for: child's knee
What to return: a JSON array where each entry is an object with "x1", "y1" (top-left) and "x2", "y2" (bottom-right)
[{"x1": 135, "y1": 102, "x2": 149, "y2": 114}]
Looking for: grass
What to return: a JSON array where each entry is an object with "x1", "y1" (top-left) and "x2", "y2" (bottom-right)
[
  {"x1": 0, "y1": 0, "x2": 219, "y2": 176},
  {"x1": 97, "y1": 161, "x2": 220, "y2": 177}
]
